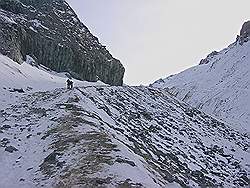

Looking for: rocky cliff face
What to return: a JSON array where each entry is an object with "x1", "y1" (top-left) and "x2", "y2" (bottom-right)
[{"x1": 0, "y1": 0, "x2": 125, "y2": 86}]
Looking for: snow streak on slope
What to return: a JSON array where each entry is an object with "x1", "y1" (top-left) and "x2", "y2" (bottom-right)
[
  {"x1": 152, "y1": 40, "x2": 250, "y2": 132},
  {"x1": 0, "y1": 86, "x2": 249, "y2": 188}
]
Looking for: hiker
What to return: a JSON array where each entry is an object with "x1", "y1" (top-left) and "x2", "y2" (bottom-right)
[
  {"x1": 66, "y1": 79, "x2": 73, "y2": 89},
  {"x1": 69, "y1": 80, "x2": 73, "y2": 89}
]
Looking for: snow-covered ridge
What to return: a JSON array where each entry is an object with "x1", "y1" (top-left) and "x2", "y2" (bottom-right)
[
  {"x1": 0, "y1": 54, "x2": 249, "y2": 187},
  {"x1": 152, "y1": 39, "x2": 250, "y2": 133}
]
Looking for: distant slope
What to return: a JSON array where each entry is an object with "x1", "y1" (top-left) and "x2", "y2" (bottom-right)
[
  {"x1": 0, "y1": 55, "x2": 249, "y2": 188},
  {"x1": 152, "y1": 29, "x2": 250, "y2": 132}
]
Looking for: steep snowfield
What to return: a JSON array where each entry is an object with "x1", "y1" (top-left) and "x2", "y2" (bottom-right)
[
  {"x1": 0, "y1": 54, "x2": 249, "y2": 187},
  {"x1": 152, "y1": 40, "x2": 250, "y2": 133}
]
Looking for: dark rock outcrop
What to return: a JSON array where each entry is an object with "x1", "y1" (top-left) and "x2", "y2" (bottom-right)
[
  {"x1": 5, "y1": 145, "x2": 18, "y2": 153},
  {"x1": 199, "y1": 51, "x2": 218, "y2": 65},
  {"x1": 0, "y1": 0, "x2": 125, "y2": 85},
  {"x1": 238, "y1": 20, "x2": 250, "y2": 45},
  {"x1": 240, "y1": 21, "x2": 250, "y2": 38}
]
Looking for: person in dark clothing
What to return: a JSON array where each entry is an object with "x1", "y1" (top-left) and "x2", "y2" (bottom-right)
[
  {"x1": 70, "y1": 80, "x2": 73, "y2": 89},
  {"x1": 66, "y1": 79, "x2": 73, "y2": 89},
  {"x1": 66, "y1": 79, "x2": 70, "y2": 89}
]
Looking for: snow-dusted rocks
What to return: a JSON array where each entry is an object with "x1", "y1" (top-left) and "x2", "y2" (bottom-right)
[
  {"x1": 152, "y1": 25, "x2": 250, "y2": 133},
  {"x1": 0, "y1": 85, "x2": 249, "y2": 187}
]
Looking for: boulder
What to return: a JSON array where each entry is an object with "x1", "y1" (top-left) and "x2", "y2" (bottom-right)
[{"x1": 5, "y1": 146, "x2": 18, "y2": 153}]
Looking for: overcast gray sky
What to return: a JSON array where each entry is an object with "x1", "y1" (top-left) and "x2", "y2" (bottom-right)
[{"x1": 67, "y1": 0, "x2": 250, "y2": 85}]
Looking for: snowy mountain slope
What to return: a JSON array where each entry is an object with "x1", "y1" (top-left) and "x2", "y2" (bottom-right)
[
  {"x1": 0, "y1": 55, "x2": 249, "y2": 187},
  {"x1": 0, "y1": 54, "x2": 105, "y2": 107},
  {"x1": 0, "y1": 85, "x2": 249, "y2": 188},
  {"x1": 152, "y1": 39, "x2": 250, "y2": 133}
]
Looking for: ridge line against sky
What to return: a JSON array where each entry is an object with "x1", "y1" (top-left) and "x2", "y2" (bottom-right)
[{"x1": 67, "y1": 0, "x2": 250, "y2": 85}]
